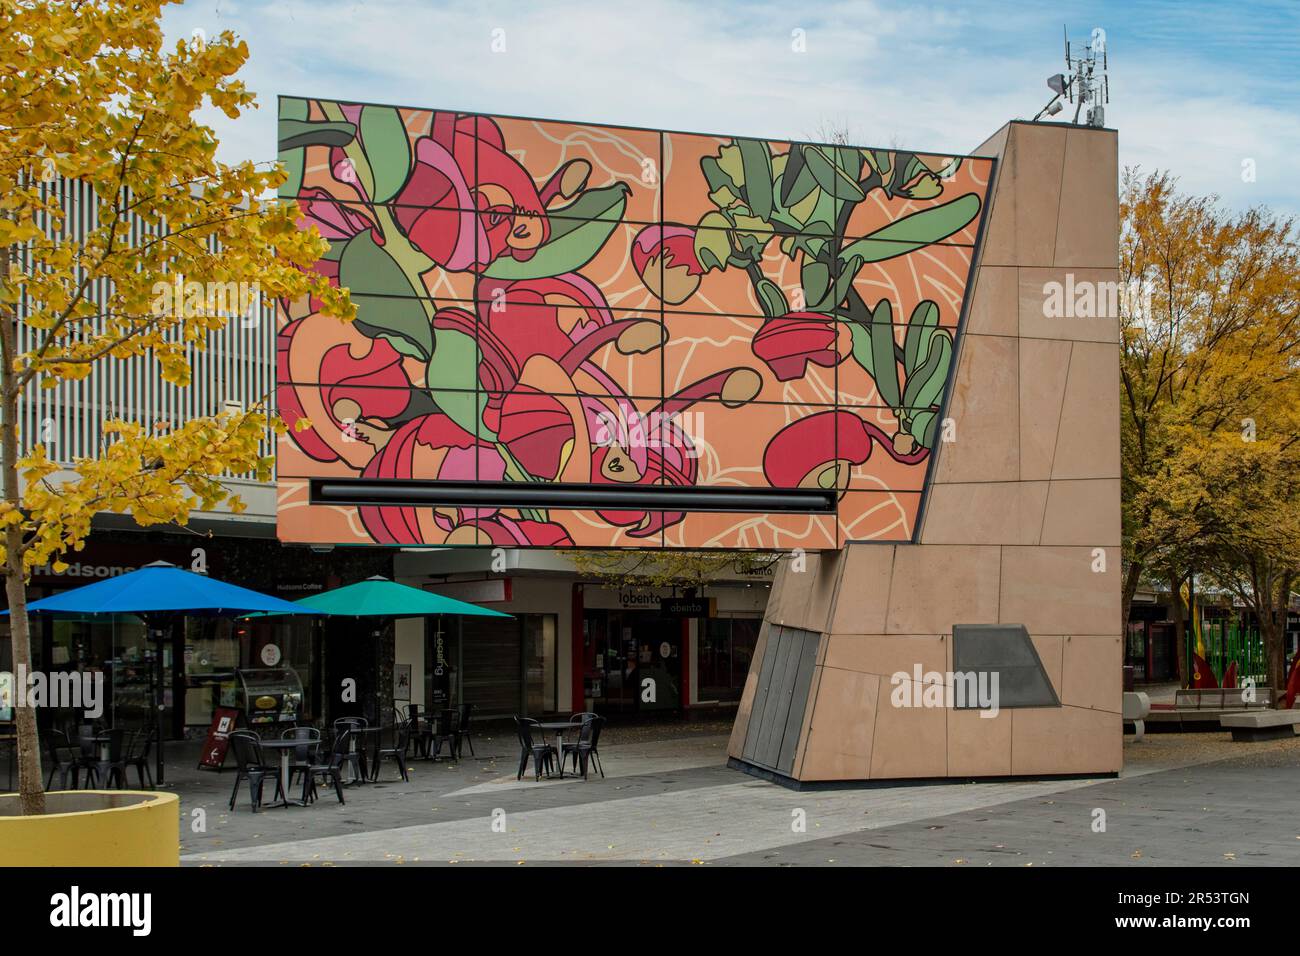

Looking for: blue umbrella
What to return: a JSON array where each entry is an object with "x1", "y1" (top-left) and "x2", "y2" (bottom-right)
[
  {"x1": 12, "y1": 560, "x2": 311, "y2": 616},
  {"x1": 7, "y1": 561, "x2": 319, "y2": 783}
]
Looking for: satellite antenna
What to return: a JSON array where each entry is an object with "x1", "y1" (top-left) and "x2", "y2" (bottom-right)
[{"x1": 1032, "y1": 26, "x2": 1110, "y2": 127}]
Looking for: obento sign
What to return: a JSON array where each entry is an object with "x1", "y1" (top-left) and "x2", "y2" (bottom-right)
[{"x1": 276, "y1": 96, "x2": 992, "y2": 550}]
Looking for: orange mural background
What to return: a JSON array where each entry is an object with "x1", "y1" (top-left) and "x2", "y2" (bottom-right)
[{"x1": 276, "y1": 97, "x2": 993, "y2": 549}]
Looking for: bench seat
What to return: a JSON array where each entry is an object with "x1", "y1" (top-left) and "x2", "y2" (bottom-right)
[{"x1": 1219, "y1": 710, "x2": 1300, "y2": 741}]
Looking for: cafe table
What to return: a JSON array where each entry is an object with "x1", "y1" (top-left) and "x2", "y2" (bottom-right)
[
  {"x1": 534, "y1": 721, "x2": 580, "y2": 779},
  {"x1": 257, "y1": 738, "x2": 317, "y2": 807}
]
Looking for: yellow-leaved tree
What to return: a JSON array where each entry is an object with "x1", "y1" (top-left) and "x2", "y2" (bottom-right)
[
  {"x1": 1120, "y1": 170, "x2": 1300, "y2": 686},
  {"x1": 0, "y1": 0, "x2": 351, "y2": 814}
]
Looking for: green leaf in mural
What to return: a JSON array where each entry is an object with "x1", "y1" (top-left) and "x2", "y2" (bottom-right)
[
  {"x1": 902, "y1": 330, "x2": 952, "y2": 411},
  {"x1": 427, "y1": 327, "x2": 490, "y2": 439},
  {"x1": 909, "y1": 409, "x2": 939, "y2": 449},
  {"x1": 802, "y1": 145, "x2": 864, "y2": 202},
  {"x1": 738, "y1": 140, "x2": 774, "y2": 221},
  {"x1": 483, "y1": 184, "x2": 628, "y2": 281},
  {"x1": 801, "y1": 260, "x2": 830, "y2": 311},
  {"x1": 277, "y1": 119, "x2": 357, "y2": 152},
  {"x1": 337, "y1": 231, "x2": 434, "y2": 361},
  {"x1": 809, "y1": 252, "x2": 863, "y2": 313},
  {"x1": 755, "y1": 277, "x2": 788, "y2": 318},
  {"x1": 837, "y1": 193, "x2": 981, "y2": 265},
  {"x1": 278, "y1": 98, "x2": 310, "y2": 197},
  {"x1": 359, "y1": 105, "x2": 412, "y2": 204},
  {"x1": 903, "y1": 300, "x2": 941, "y2": 375},
  {"x1": 869, "y1": 299, "x2": 901, "y2": 408},
  {"x1": 778, "y1": 144, "x2": 815, "y2": 208}
]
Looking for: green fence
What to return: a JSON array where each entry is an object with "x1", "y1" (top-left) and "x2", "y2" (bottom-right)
[{"x1": 1192, "y1": 618, "x2": 1267, "y2": 685}]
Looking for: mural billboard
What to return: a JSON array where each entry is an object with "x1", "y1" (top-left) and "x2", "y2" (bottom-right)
[{"x1": 275, "y1": 96, "x2": 994, "y2": 549}]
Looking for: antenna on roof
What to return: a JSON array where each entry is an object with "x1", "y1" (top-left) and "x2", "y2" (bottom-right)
[{"x1": 1032, "y1": 26, "x2": 1110, "y2": 127}]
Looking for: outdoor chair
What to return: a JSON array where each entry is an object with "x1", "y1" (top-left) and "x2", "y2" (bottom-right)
[
  {"x1": 426, "y1": 709, "x2": 456, "y2": 761},
  {"x1": 406, "y1": 704, "x2": 427, "y2": 757},
  {"x1": 453, "y1": 703, "x2": 475, "y2": 758},
  {"x1": 513, "y1": 716, "x2": 556, "y2": 781},
  {"x1": 227, "y1": 731, "x2": 284, "y2": 812},
  {"x1": 84, "y1": 728, "x2": 127, "y2": 789},
  {"x1": 282, "y1": 726, "x2": 322, "y2": 800},
  {"x1": 44, "y1": 729, "x2": 81, "y2": 790},
  {"x1": 125, "y1": 726, "x2": 155, "y2": 788},
  {"x1": 372, "y1": 718, "x2": 412, "y2": 782},
  {"x1": 306, "y1": 727, "x2": 351, "y2": 805},
  {"x1": 562, "y1": 715, "x2": 605, "y2": 780},
  {"x1": 333, "y1": 717, "x2": 369, "y2": 782}
]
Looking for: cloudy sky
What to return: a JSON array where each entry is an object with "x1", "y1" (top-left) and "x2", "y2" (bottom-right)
[{"x1": 166, "y1": 0, "x2": 1300, "y2": 215}]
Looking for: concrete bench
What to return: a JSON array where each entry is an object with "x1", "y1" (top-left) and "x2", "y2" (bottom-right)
[
  {"x1": 1175, "y1": 687, "x2": 1272, "y2": 710},
  {"x1": 1219, "y1": 710, "x2": 1300, "y2": 741},
  {"x1": 1123, "y1": 691, "x2": 1151, "y2": 741}
]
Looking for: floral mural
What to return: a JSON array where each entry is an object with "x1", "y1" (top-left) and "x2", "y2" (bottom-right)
[{"x1": 276, "y1": 97, "x2": 994, "y2": 549}]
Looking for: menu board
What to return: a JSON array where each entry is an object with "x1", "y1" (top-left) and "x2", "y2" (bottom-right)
[{"x1": 197, "y1": 707, "x2": 241, "y2": 771}]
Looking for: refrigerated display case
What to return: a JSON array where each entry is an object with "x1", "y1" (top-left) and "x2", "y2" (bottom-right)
[{"x1": 234, "y1": 667, "x2": 303, "y2": 726}]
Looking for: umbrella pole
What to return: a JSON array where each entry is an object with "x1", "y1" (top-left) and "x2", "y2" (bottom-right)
[{"x1": 148, "y1": 618, "x2": 166, "y2": 786}]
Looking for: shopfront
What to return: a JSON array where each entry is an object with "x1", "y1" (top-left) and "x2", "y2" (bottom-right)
[
  {"x1": 1, "y1": 529, "x2": 396, "y2": 739},
  {"x1": 393, "y1": 549, "x2": 769, "y2": 722}
]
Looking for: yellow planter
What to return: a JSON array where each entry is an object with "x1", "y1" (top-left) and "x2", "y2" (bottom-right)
[{"x1": 0, "y1": 791, "x2": 179, "y2": 867}]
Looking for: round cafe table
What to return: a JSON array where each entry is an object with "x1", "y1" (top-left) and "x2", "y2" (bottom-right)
[
  {"x1": 534, "y1": 721, "x2": 580, "y2": 778},
  {"x1": 257, "y1": 738, "x2": 318, "y2": 807}
]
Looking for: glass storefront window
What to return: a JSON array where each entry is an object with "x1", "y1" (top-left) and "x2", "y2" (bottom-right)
[{"x1": 699, "y1": 617, "x2": 760, "y2": 702}]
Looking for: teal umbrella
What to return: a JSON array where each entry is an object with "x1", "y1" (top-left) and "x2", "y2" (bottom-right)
[{"x1": 276, "y1": 576, "x2": 511, "y2": 619}]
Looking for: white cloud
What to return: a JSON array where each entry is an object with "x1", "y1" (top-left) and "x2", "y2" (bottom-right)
[{"x1": 167, "y1": 0, "x2": 1298, "y2": 214}]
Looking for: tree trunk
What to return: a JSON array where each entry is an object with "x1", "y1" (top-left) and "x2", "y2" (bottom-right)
[
  {"x1": 1121, "y1": 560, "x2": 1143, "y2": 635},
  {"x1": 1260, "y1": 572, "x2": 1292, "y2": 704},
  {"x1": 0, "y1": 243, "x2": 45, "y2": 814}
]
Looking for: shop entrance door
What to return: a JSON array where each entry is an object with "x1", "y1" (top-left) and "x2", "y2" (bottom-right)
[{"x1": 584, "y1": 611, "x2": 682, "y2": 713}]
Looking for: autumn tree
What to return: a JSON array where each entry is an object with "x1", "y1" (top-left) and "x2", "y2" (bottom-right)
[
  {"x1": 564, "y1": 549, "x2": 781, "y2": 591},
  {"x1": 0, "y1": 0, "x2": 350, "y2": 814},
  {"x1": 1120, "y1": 169, "x2": 1300, "y2": 687}
]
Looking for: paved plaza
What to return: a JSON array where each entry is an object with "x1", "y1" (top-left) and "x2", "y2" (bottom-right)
[{"x1": 170, "y1": 723, "x2": 1300, "y2": 867}]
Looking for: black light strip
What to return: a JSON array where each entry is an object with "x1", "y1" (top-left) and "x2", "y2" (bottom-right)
[{"x1": 309, "y1": 478, "x2": 837, "y2": 514}]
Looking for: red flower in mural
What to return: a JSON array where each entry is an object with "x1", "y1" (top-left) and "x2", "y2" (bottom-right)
[
  {"x1": 763, "y1": 410, "x2": 929, "y2": 490},
  {"x1": 752, "y1": 312, "x2": 845, "y2": 382},
  {"x1": 357, "y1": 413, "x2": 499, "y2": 545},
  {"x1": 631, "y1": 224, "x2": 704, "y2": 305},
  {"x1": 497, "y1": 386, "x2": 576, "y2": 481}
]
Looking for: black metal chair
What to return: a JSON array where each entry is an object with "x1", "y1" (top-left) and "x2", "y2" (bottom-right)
[
  {"x1": 125, "y1": 726, "x2": 155, "y2": 788},
  {"x1": 282, "y1": 726, "x2": 321, "y2": 802},
  {"x1": 372, "y1": 719, "x2": 412, "y2": 782},
  {"x1": 227, "y1": 731, "x2": 283, "y2": 812},
  {"x1": 84, "y1": 728, "x2": 127, "y2": 789},
  {"x1": 563, "y1": 715, "x2": 606, "y2": 779},
  {"x1": 513, "y1": 717, "x2": 556, "y2": 781},
  {"x1": 453, "y1": 703, "x2": 475, "y2": 758},
  {"x1": 406, "y1": 704, "x2": 427, "y2": 757},
  {"x1": 333, "y1": 717, "x2": 369, "y2": 782},
  {"x1": 426, "y1": 709, "x2": 457, "y2": 761},
  {"x1": 44, "y1": 729, "x2": 81, "y2": 790},
  {"x1": 306, "y1": 727, "x2": 350, "y2": 805}
]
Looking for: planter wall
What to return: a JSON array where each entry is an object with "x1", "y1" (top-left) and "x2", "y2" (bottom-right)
[{"x1": 0, "y1": 791, "x2": 179, "y2": 866}]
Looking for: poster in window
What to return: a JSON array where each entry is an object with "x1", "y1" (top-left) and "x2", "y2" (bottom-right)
[{"x1": 394, "y1": 663, "x2": 411, "y2": 702}]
